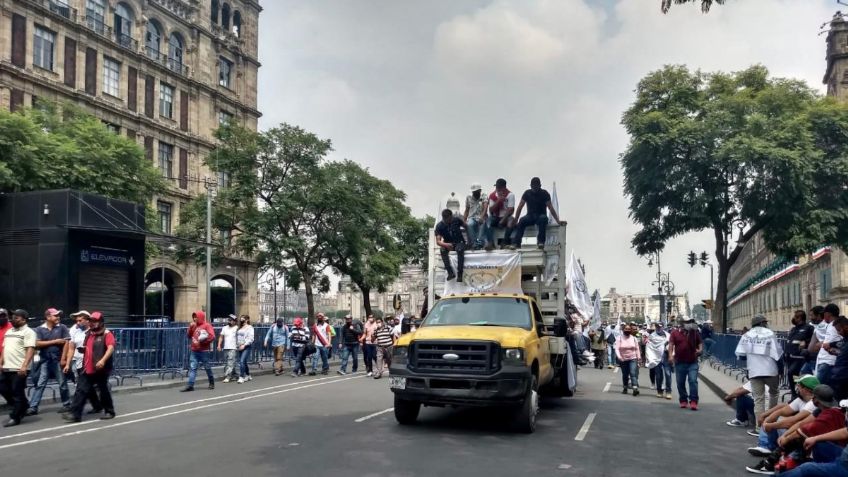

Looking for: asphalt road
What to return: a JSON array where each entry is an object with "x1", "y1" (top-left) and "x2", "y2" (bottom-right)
[{"x1": 1, "y1": 366, "x2": 758, "y2": 476}]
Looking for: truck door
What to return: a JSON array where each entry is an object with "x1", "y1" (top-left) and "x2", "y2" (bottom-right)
[{"x1": 532, "y1": 300, "x2": 553, "y2": 384}]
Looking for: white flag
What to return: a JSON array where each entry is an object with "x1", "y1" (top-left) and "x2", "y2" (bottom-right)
[
  {"x1": 590, "y1": 291, "x2": 601, "y2": 330},
  {"x1": 565, "y1": 251, "x2": 592, "y2": 320},
  {"x1": 550, "y1": 181, "x2": 560, "y2": 221}
]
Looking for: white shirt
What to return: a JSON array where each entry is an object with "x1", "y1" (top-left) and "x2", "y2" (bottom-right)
[
  {"x1": 313, "y1": 323, "x2": 332, "y2": 347},
  {"x1": 68, "y1": 324, "x2": 87, "y2": 370},
  {"x1": 496, "y1": 192, "x2": 516, "y2": 218},
  {"x1": 816, "y1": 321, "x2": 842, "y2": 367},
  {"x1": 391, "y1": 324, "x2": 402, "y2": 339},
  {"x1": 220, "y1": 325, "x2": 237, "y2": 350},
  {"x1": 236, "y1": 325, "x2": 254, "y2": 347}
]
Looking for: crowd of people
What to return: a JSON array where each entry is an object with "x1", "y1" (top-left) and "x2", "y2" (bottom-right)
[{"x1": 435, "y1": 177, "x2": 563, "y2": 282}]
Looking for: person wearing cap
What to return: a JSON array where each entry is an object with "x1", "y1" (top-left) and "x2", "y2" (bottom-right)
[
  {"x1": 784, "y1": 401, "x2": 848, "y2": 477},
  {"x1": 338, "y1": 315, "x2": 362, "y2": 375},
  {"x1": 27, "y1": 308, "x2": 72, "y2": 415},
  {"x1": 218, "y1": 315, "x2": 239, "y2": 382},
  {"x1": 485, "y1": 178, "x2": 516, "y2": 249},
  {"x1": 511, "y1": 177, "x2": 562, "y2": 250},
  {"x1": 264, "y1": 317, "x2": 290, "y2": 376},
  {"x1": 700, "y1": 320, "x2": 715, "y2": 358},
  {"x1": 828, "y1": 316, "x2": 848, "y2": 400},
  {"x1": 0, "y1": 310, "x2": 36, "y2": 427},
  {"x1": 63, "y1": 311, "x2": 102, "y2": 415},
  {"x1": 181, "y1": 310, "x2": 216, "y2": 392},
  {"x1": 62, "y1": 312, "x2": 115, "y2": 422},
  {"x1": 668, "y1": 315, "x2": 704, "y2": 410},
  {"x1": 310, "y1": 313, "x2": 332, "y2": 376},
  {"x1": 786, "y1": 310, "x2": 816, "y2": 400},
  {"x1": 812, "y1": 304, "x2": 843, "y2": 386},
  {"x1": 737, "y1": 314, "x2": 783, "y2": 426},
  {"x1": 236, "y1": 315, "x2": 255, "y2": 384},
  {"x1": 747, "y1": 375, "x2": 821, "y2": 460},
  {"x1": 289, "y1": 317, "x2": 310, "y2": 377},
  {"x1": 435, "y1": 208, "x2": 467, "y2": 282},
  {"x1": 464, "y1": 182, "x2": 490, "y2": 250}
]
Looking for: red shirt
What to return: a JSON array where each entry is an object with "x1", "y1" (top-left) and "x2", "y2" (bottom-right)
[
  {"x1": 0, "y1": 322, "x2": 12, "y2": 358},
  {"x1": 83, "y1": 330, "x2": 116, "y2": 374},
  {"x1": 669, "y1": 329, "x2": 703, "y2": 364},
  {"x1": 800, "y1": 408, "x2": 848, "y2": 445}
]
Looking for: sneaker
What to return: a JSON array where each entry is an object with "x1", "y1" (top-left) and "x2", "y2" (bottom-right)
[
  {"x1": 308, "y1": 371, "x2": 316, "y2": 376},
  {"x1": 621, "y1": 388, "x2": 629, "y2": 394},
  {"x1": 3, "y1": 419, "x2": 21, "y2": 427},
  {"x1": 747, "y1": 429, "x2": 761, "y2": 437},
  {"x1": 222, "y1": 378, "x2": 231, "y2": 383},
  {"x1": 338, "y1": 370, "x2": 347, "y2": 375},
  {"x1": 237, "y1": 377, "x2": 245, "y2": 384},
  {"x1": 446, "y1": 272, "x2": 456, "y2": 281},
  {"x1": 321, "y1": 370, "x2": 329, "y2": 375},
  {"x1": 247, "y1": 376, "x2": 253, "y2": 381},
  {"x1": 26, "y1": 408, "x2": 38, "y2": 416},
  {"x1": 537, "y1": 244, "x2": 545, "y2": 250},
  {"x1": 86, "y1": 409, "x2": 103, "y2": 415},
  {"x1": 748, "y1": 447, "x2": 774, "y2": 458},
  {"x1": 180, "y1": 386, "x2": 194, "y2": 392},
  {"x1": 101, "y1": 412, "x2": 116, "y2": 420},
  {"x1": 484, "y1": 243, "x2": 494, "y2": 252},
  {"x1": 367, "y1": 372, "x2": 373, "y2": 377},
  {"x1": 632, "y1": 388, "x2": 640, "y2": 397},
  {"x1": 656, "y1": 392, "x2": 664, "y2": 398},
  {"x1": 60, "y1": 414, "x2": 81, "y2": 424},
  {"x1": 680, "y1": 401, "x2": 688, "y2": 409},
  {"x1": 291, "y1": 372, "x2": 299, "y2": 377},
  {"x1": 665, "y1": 392, "x2": 672, "y2": 400},
  {"x1": 727, "y1": 419, "x2": 747, "y2": 427},
  {"x1": 745, "y1": 459, "x2": 775, "y2": 475},
  {"x1": 57, "y1": 406, "x2": 72, "y2": 414},
  {"x1": 456, "y1": 274, "x2": 463, "y2": 283},
  {"x1": 374, "y1": 374, "x2": 382, "y2": 379},
  {"x1": 208, "y1": 383, "x2": 215, "y2": 390},
  {"x1": 689, "y1": 401, "x2": 698, "y2": 411},
  {"x1": 607, "y1": 365, "x2": 614, "y2": 369}
]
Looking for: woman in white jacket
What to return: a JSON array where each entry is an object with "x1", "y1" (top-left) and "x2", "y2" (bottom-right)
[
  {"x1": 735, "y1": 315, "x2": 783, "y2": 423},
  {"x1": 236, "y1": 315, "x2": 255, "y2": 384}
]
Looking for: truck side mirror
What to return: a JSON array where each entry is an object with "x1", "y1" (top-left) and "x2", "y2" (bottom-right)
[{"x1": 553, "y1": 318, "x2": 568, "y2": 338}]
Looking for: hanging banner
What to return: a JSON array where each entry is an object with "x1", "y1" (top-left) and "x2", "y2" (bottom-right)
[
  {"x1": 565, "y1": 251, "x2": 593, "y2": 320},
  {"x1": 444, "y1": 251, "x2": 522, "y2": 295},
  {"x1": 544, "y1": 253, "x2": 559, "y2": 287},
  {"x1": 590, "y1": 290, "x2": 602, "y2": 330}
]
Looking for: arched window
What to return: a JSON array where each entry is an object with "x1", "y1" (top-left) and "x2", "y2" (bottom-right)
[
  {"x1": 211, "y1": 0, "x2": 219, "y2": 24},
  {"x1": 114, "y1": 3, "x2": 134, "y2": 49},
  {"x1": 233, "y1": 10, "x2": 242, "y2": 37},
  {"x1": 145, "y1": 20, "x2": 161, "y2": 58},
  {"x1": 168, "y1": 33, "x2": 184, "y2": 71},
  {"x1": 221, "y1": 3, "x2": 231, "y2": 30}
]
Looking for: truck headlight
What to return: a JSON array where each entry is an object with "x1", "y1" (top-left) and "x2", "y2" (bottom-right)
[
  {"x1": 393, "y1": 346, "x2": 409, "y2": 364},
  {"x1": 502, "y1": 348, "x2": 524, "y2": 364}
]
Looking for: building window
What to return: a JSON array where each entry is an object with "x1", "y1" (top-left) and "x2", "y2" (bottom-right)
[
  {"x1": 820, "y1": 269, "x2": 832, "y2": 300},
  {"x1": 222, "y1": 3, "x2": 231, "y2": 29},
  {"x1": 103, "y1": 57, "x2": 121, "y2": 97},
  {"x1": 218, "y1": 170, "x2": 230, "y2": 188},
  {"x1": 160, "y1": 83, "x2": 174, "y2": 118},
  {"x1": 167, "y1": 33, "x2": 184, "y2": 73},
  {"x1": 211, "y1": 0, "x2": 219, "y2": 24},
  {"x1": 157, "y1": 201, "x2": 172, "y2": 235},
  {"x1": 233, "y1": 10, "x2": 242, "y2": 37},
  {"x1": 33, "y1": 26, "x2": 56, "y2": 70},
  {"x1": 114, "y1": 3, "x2": 135, "y2": 49},
  {"x1": 86, "y1": 0, "x2": 106, "y2": 35},
  {"x1": 102, "y1": 121, "x2": 120, "y2": 134},
  {"x1": 218, "y1": 110, "x2": 233, "y2": 125},
  {"x1": 158, "y1": 142, "x2": 174, "y2": 179},
  {"x1": 219, "y1": 228, "x2": 231, "y2": 246},
  {"x1": 219, "y1": 57, "x2": 232, "y2": 88},
  {"x1": 146, "y1": 21, "x2": 162, "y2": 58}
]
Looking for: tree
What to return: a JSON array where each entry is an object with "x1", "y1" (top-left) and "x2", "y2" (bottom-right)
[
  {"x1": 621, "y1": 65, "x2": 848, "y2": 331},
  {"x1": 320, "y1": 160, "x2": 428, "y2": 317},
  {"x1": 661, "y1": 0, "x2": 724, "y2": 13},
  {"x1": 0, "y1": 104, "x2": 164, "y2": 203}
]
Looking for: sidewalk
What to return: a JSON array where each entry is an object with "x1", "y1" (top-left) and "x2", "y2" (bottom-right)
[{"x1": 699, "y1": 361, "x2": 746, "y2": 399}]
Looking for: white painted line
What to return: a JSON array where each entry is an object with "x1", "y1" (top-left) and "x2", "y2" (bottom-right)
[
  {"x1": 355, "y1": 407, "x2": 394, "y2": 423},
  {"x1": 0, "y1": 373, "x2": 361, "y2": 442},
  {"x1": 574, "y1": 413, "x2": 597, "y2": 441},
  {"x1": 602, "y1": 382, "x2": 611, "y2": 393}
]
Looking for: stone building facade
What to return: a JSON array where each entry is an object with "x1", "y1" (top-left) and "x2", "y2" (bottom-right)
[
  {"x1": 337, "y1": 265, "x2": 428, "y2": 320},
  {"x1": 0, "y1": 0, "x2": 262, "y2": 321},
  {"x1": 600, "y1": 287, "x2": 690, "y2": 324}
]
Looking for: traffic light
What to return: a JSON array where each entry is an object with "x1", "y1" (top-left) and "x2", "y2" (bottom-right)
[
  {"x1": 702, "y1": 299, "x2": 714, "y2": 310},
  {"x1": 687, "y1": 251, "x2": 697, "y2": 267},
  {"x1": 700, "y1": 251, "x2": 709, "y2": 266}
]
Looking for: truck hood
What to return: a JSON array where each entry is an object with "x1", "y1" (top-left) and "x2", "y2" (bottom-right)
[{"x1": 402, "y1": 325, "x2": 531, "y2": 348}]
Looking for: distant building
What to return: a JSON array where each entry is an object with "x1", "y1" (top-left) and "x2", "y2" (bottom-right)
[
  {"x1": 337, "y1": 265, "x2": 428, "y2": 319},
  {"x1": 601, "y1": 287, "x2": 689, "y2": 324},
  {"x1": 691, "y1": 304, "x2": 708, "y2": 323}
]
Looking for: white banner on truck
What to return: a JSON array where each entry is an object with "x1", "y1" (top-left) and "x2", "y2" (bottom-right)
[
  {"x1": 445, "y1": 251, "x2": 523, "y2": 295},
  {"x1": 566, "y1": 251, "x2": 593, "y2": 320}
]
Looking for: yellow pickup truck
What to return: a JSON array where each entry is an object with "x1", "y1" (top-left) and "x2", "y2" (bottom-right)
[{"x1": 389, "y1": 292, "x2": 573, "y2": 433}]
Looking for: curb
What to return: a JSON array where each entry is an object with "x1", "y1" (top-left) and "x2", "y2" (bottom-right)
[
  {"x1": 698, "y1": 369, "x2": 731, "y2": 400},
  {"x1": 110, "y1": 367, "x2": 279, "y2": 395}
]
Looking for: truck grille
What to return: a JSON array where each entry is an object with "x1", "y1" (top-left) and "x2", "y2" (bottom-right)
[{"x1": 410, "y1": 341, "x2": 500, "y2": 375}]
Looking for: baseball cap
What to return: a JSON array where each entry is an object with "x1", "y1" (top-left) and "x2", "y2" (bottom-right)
[
  {"x1": 344, "y1": 314, "x2": 352, "y2": 320},
  {"x1": 46, "y1": 308, "x2": 62, "y2": 317},
  {"x1": 494, "y1": 178, "x2": 507, "y2": 187},
  {"x1": 12, "y1": 309, "x2": 29, "y2": 319},
  {"x1": 840, "y1": 399, "x2": 848, "y2": 409},
  {"x1": 797, "y1": 375, "x2": 820, "y2": 391},
  {"x1": 681, "y1": 315, "x2": 695, "y2": 323},
  {"x1": 71, "y1": 310, "x2": 91, "y2": 318},
  {"x1": 89, "y1": 311, "x2": 103, "y2": 321},
  {"x1": 0, "y1": 308, "x2": 7, "y2": 315},
  {"x1": 751, "y1": 315, "x2": 768, "y2": 327},
  {"x1": 812, "y1": 385, "x2": 837, "y2": 408},
  {"x1": 470, "y1": 183, "x2": 482, "y2": 192}
]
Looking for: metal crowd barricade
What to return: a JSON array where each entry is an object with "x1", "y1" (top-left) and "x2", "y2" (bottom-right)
[{"x1": 707, "y1": 333, "x2": 793, "y2": 401}]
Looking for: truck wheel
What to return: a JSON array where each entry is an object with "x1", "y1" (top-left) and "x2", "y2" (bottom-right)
[
  {"x1": 394, "y1": 395, "x2": 421, "y2": 425},
  {"x1": 512, "y1": 375, "x2": 538, "y2": 434},
  {"x1": 541, "y1": 357, "x2": 574, "y2": 398}
]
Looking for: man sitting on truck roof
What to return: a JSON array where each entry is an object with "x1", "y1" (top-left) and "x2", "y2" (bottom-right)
[
  {"x1": 512, "y1": 177, "x2": 562, "y2": 249},
  {"x1": 435, "y1": 209, "x2": 467, "y2": 283},
  {"x1": 464, "y1": 183, "x2": 490, "y2": 251},
  {"x1": 485, "y1": 178, "x2": 516, "y2": 249}
]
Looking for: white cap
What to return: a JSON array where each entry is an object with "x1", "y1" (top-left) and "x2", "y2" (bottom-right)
[{"x1": 470, "y1": 183, "x2": 482, "y2": 192}]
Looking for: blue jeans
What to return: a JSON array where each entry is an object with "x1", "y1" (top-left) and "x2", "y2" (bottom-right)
[
  {"x1": 655, "y1": 360, "x2": 672, "y2": 393},
  {"x1": 311, "y1": 345, "x2": 329, "y2": 372},
  {"x1": 607, "y1": 346, "x2": 617, "y2": 366},
  {"x1": 340, "y1": 344, "x2": 359, "y2": 373},
  {"x1": 187, "y1": 351, "x2": 214, "y2": 387},
  {"x1": 485, "y1": 215, "x2": 513, "y2": 247},
  {"x1": 817, "y1": 363, "x2": 833, "y2": 385},
  {"x1": 675, "y1": 361, "x2": 699, "y2": 403},
  {"x1": 779, "y1": 461, "x2": 848, "y2": 477},
  {"x1": 757, "y1": 427, "x2": 785, "y2": 451},
  {"x1": 801, "y1": 361, "x2": 816, "y2": 376},
  {"x1": 29, "y1": 358, "x2": 70, "y2": 410},
  {"x1": 363, "y1": 343, "x2": 377, "y2": 373},
  {"x1": 238, "y1": 346, "x2": 252, "y2": 377},
  {"x1": 736, "y1": 394, "x2": 754, "y2": 423},
  {"x1": 512, "y1": 213, "x2": 549, "y2": 246},
  {"x1": 620, "y1": 360, "x2": 639, "y2": 389},
  {"x1": 703, "y1": 338, "x2": 715, "y2": 357},
  {"x1": 466, "y1": 216, "x2": 487, "y2": 248},
  {"x1": 812, "y1": 442, "x2": 845, "y2": 463}
]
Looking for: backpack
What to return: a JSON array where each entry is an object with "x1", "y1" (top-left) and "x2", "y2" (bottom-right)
[{"x1": 606, "y1": 332, "x2": 617, "y2": 345}]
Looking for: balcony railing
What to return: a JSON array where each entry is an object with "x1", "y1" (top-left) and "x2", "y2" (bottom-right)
[
  {"x1": 28, "y1": 0, "x2": 77, "y2": 21},
  {"x1": 114, "y1": 32, "x2": 138, "y2": 52},
  {"x1": 84, "y1": 13, "x2": 110, "y2": 38},
  {"x1": 144, "y1": 47, "x2": 189, "y2": 76}
]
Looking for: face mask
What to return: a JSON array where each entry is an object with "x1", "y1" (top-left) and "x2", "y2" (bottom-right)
[
  {"x1": 472, "y1": 190, "x2": 481, "y2": 199},
  {"x1": 623, "y1": 331, "x2": 631, "y2": 336}
]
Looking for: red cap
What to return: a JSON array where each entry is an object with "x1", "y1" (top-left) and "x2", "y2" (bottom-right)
[
  {"x1": 293, "y1": 317, "x2": 303, "y2": 327},
  {"x1": 46, "y1": 308, "x2": 62, "y2": 316},
  {"x1": 90, "y1": 312, "x2": 103, "y2": 321}
]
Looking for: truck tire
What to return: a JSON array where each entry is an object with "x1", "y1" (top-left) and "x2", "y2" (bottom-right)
[
  {"x1": 512, "y1": 375, "x2": 538, "y2": 434},
  {"x1": 541, "y1": 356, "x2": 574, "y2": 398},
  {"x1": 394, "y1": 395, "x2": 421, "y2": 425}
]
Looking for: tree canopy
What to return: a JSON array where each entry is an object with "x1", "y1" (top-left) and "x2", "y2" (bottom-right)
[
  {"x1": 661, "y1": 0, "x2": 724, "y2": 13},
  {"x1": 621, "y1": 65, "x2": 848, "y2": 330},
  {"x1": 0, "y1": 104, "x2": 164, "y2": 203}
]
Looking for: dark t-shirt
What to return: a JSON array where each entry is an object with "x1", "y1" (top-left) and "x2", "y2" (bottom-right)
[
  {"x1": 669, "y1": 329, "x2": 703, "y2": 364},
  {"x1": 786, "y1": 323, "x2": 814, "y2": 359},
  {"x1": 435, "y1": 219, "x2": 464, "y2": 244},
  {"x1": 36, "y1": 324, "x2": 70, "y2": 360},
  {"x1": 521, "y1": 188, "x2": 551, "y2": 216}
]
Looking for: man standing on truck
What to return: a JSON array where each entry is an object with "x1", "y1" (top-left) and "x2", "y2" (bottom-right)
[
  {"x1": 512, "y1": 177, "x2": 562, "y2": 249},
  {"x1": 485, "y1": 178, "x2": 516, "y2": 249},
  {"x1": 464, "y1": 183, "x2": 489, "y2": 250},
  {"x1": 435, "y1": 209, "x2": 467, "y2": 282}
]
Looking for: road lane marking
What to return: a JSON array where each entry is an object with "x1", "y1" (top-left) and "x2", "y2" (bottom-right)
[
  {"x1": 602, "y1": 382, "x2": 611, "y2": 393},
  {"x1": 0, "y1": 375, "x2": 362, "y2": 450},
  {"x1": 574, "y1": 413, "x2": 597, "y2": 441},
  {"x1": 0, "y1": 373, "x2": 359, "y2": 442},
  {"x1": 355, "y1": 408, "x2": 394, "y2": 423}
]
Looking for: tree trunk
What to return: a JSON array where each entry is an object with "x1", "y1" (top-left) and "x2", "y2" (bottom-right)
[
  {"x1": 360, "y1": 286, "x2": 372, "y2": 318},
  {"x1": 303, "y1": 269, "x2": 315, "y2": 326},
  {"x1": 715, "y1": 262, "x2": 730, "y2": 333}
]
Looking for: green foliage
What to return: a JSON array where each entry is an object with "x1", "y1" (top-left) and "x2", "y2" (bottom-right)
[
  {"x1": 661, "y1": 0, "x2": 724, "y2": 13},
  {"x1": 0, "y1": 104, "x2": 164, "y2": 203}
]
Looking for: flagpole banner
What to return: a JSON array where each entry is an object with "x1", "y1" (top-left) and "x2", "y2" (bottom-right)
[
  {"x1": 565, "y1": 251, "x2": 593, "y2": 320},
  {"x1": 544, "y1": 253, "x2": 559, "y2": 287},
  {"x1": 589, "y1": 291, "x2": 602, "y2": 330},
  {"x1": 445, "y1": 251, "x2": 523, "y2": 295}
]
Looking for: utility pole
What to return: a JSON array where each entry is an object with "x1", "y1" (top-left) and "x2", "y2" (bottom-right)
[
  {"x1": 272, "y1": 268, "x2": 278, "y2": 321},
  {"x1": 205, "y1": 179, "x2": 216, "y2": 316}
]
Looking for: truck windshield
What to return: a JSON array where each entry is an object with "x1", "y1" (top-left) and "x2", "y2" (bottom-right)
[{"x1": 422, "y1": 297, "x2": 532, "y2": 330}]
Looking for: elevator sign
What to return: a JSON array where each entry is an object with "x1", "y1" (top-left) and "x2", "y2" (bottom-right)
[{"x1": 80, "y1": 248, "x2": 135, "y2": 267}]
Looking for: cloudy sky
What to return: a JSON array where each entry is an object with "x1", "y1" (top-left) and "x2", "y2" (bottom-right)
[{"x1": 257, "y1": 0, "x2": 835, "y2": 303}]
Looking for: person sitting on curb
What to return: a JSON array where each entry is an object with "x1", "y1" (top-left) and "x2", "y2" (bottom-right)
[
  {"x1": 747, "y1": 375, "x2": 820, "y2": 458},
  {"x1": 725, "y1": 379, "x2": 770, "y2": 428}
]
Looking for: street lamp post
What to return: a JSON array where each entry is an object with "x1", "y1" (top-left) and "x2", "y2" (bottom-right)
[{"x1": 226, "y1": 264, "x2": 237, "y2": 316}]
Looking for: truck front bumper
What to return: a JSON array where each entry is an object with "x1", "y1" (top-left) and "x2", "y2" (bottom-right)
[{"x1": 388, "y1": 365, "x2": 530, "y2": 407}]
